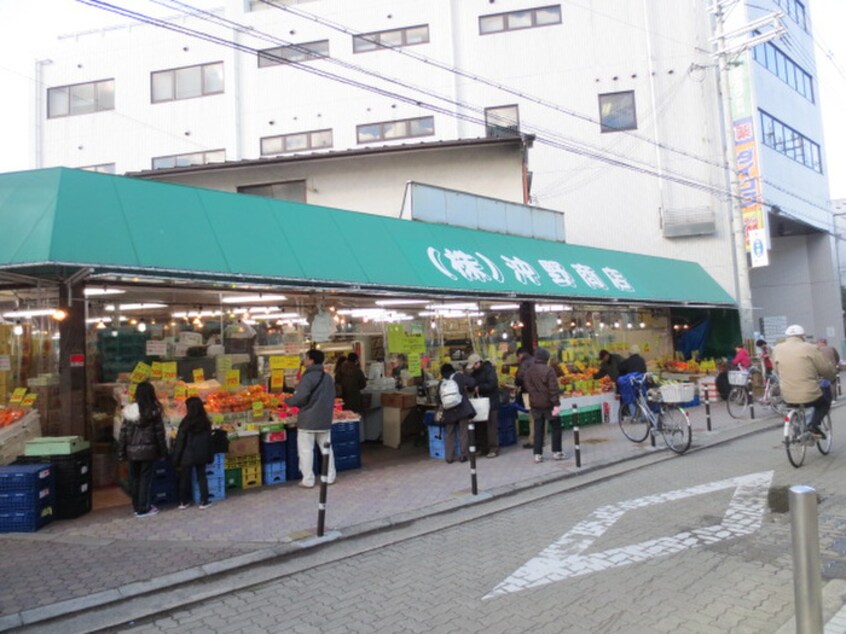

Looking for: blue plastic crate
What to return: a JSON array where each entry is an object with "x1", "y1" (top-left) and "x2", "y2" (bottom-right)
[
  {"x1": 0, "y1": 464, "x2": 53, "y2": 492},
  {"x1": 0, "y1": 507, "x2": 54, "y2": 533},
  {"x1": 260, "y1": 441, "x2": 286, "y2": 464},
  {"x1": 0, "y1": 486, "x2": 54, "y2": 512},
  {"x1": 332, "y1": 439, "x2": 360, "y2": 460},
  {"x1": 423, "y1": 410, "x2": 436, "y2": 426},
  {"x1": 331, "y1": 420, "x2": 359, "y2": 444},
  {"x1": 498, "y1": 424, "x2": 517, "y2": 447},
  {"x1": 679, "y1": 393, "x2": 701, "y2": 408},
  {"x1": 262, "y1": 462, "x2": 286, "y2": 485},
  {"x1": 193, "y1": 475, "x2": 225, "y2": 504},
  {"x1": 335, "y1": 454, "x2": 361, "y2": 472},
  {"x1": 152, "y1": 460, "x2": 177, "y2": 482},
  {"x1": 150, "y1": 486, "x2": 177, "y2": 506},
  {"x1": 427, "y1": 425, "x2": 460, "y2": 460},
  {"x1": 209, "y1": 453, "x2": 226, "y2": 470}
]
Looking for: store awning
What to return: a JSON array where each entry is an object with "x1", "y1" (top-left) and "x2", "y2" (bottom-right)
[{"x1": 0, "y1": 168, "x2": 734, "y2": 306}]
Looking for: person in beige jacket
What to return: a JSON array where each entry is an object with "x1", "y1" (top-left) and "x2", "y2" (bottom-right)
[{"x1": 773, "y1": 324, "x2": 836, "y2": 436}]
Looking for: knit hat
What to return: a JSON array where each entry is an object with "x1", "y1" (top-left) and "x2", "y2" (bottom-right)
[
  {"x1": 466, "y1": 353, "x2": 482, "y2": 367},
  {"x1": 534, "y1": 348, "x2": 551, "y2": 362},
  {"x1": 629, "y1": 345, "x2": 641, "y2": 355}
]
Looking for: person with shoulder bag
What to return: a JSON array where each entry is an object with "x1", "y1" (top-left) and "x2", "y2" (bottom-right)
[
  {"x1": 117, "y1": 381, "x2": 168, "y2": 518},
  {"x1": 467, "y1": 353, "x2": 501, "y2": 458},
  {"x1": 437, "y1": 363, "x2": 477, "y2": 464},
  {"x1": 172, "y1": 396, "x2": 214, "y2": 510}
]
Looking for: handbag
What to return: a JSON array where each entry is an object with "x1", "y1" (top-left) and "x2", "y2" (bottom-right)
[{"x1": 469, "y1": 397, "x2": 490, "y2": 422}]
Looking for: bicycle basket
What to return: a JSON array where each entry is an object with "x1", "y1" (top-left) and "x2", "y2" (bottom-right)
[
  {"x1": 659, "y1": 383, "x2": 695, "y2": 403},
  {"x1": 727, "y1": 370, "x2": 749, "y2": 386}
]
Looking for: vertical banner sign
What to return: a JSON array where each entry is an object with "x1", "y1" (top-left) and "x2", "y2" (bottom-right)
[
  {"x1": 748, "y1": 228, "x2": 769, "y2": 268},
  {"x1": 728, "y1": 58, "x2": 767, "y2": 252}
]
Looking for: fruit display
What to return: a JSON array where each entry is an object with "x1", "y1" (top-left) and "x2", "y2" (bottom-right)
[
  {"x1": 0, "y1": 408, "x2": 27, "y2": 428},
  {"x1": 206, "y1": 385, "x2": 275, "y2": 413},
  {"x1": 656, "y1": 358, "x2": 718, "y2": 374}
]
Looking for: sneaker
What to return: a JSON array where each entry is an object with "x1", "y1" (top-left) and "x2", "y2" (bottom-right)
[
  {"x1": 486, "y1": 451, "x2": 498, "y2": 459},
  {"x1": 135, "y1": 507, "x2": 159, "y2": 518},
  {"x1": 298, "y1": 480, "x2": 315, "y2": 488},
  {"x1": 809, "y1": 427, "x2": 826, "y2": 439},
  {"x1": 522, "y1": 442, "x2": 533, "y2": 449},
  {"x1": 199, "y1": 502, "x2": 213, "y2": 510},
  {"x1": 553, "y1": 452, "x2": 564, "y2": 460},
  {"x1": 178, "y1": 503, "x2": 191, "y2": 510},
  {"x1": 534, "y1": 454, "x2": 543, "y2": 463}
]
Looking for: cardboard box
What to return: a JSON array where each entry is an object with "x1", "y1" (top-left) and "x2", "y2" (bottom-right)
[
  {"x1": 382, "y1": 407, "x2": 415, "y2": 449},
  {"x1": 380, "y1": 392, "x2": 404, "y2": 408},
  {"x1": 227, "y1": 435, "x2": 259, "y2": 457}
]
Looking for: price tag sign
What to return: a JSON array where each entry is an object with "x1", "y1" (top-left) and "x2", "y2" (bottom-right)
[
  {"x1": 10, "y1": 388, "x2": 27, "y2": 404},
  {"x1": 151, "y1": 362, "x2": 163, "y2": 380},
  {"x1": 129, "y1": 384, "x2": 138, "y2": 400},
  {"x1": 269, "y1": 396, "x2": 279, "y2": 408},
  {"x1": 270, "y1": 369, "x2": 285, "y2": 390},
  {"x1": 187, "y1": 386, "x2": 199, "y2": 398},
  {"x1": 192, "y1": 368, "x2": 205, "y2": 383},
  {"x1": 252, "y1": 401, "x2": 265, "y2": 418},
  {"x1": 162, "y1": 362, "x2": 178, "y2": 381},
  {"x1": 408, "y1": 354, "x2": 421, "y2": 375},
  {"x1": 21, "y1": 393, "x2": 37, "y2": 408},
  {"x1": 174, "y1": 385, "x2": 187, "y2": 399},
  {"x1": 130, "y1": 362, "x2": 152, "y2": 384},
  {"x1": 271, "y1": 355, "x2": 301, "y2": 370},
  {"x1": 211, "y1": 414, "x2": 225, "y2": 426},
  {"x1": 226, "y1": 369, "x2": 240, "y2": 389}
]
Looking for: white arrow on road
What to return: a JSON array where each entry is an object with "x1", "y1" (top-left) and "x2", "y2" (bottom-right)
[{"x1": 485, "y1": 470, "x2": 774, "y2": 599}]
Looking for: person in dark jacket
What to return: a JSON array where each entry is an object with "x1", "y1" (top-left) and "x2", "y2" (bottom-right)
[
  {"x1": 285, "y1": 349, "x2": 337, "y2": 488},
  {"x1": 618, "y1": 345, "x2": 647, "y2": 376},
  {"x1": 514, "y1": 346, "x2": 536, "y2": 449},
  {"x1": 336, "y1": 352, "x2": 367, "y2": 415},
  {"x1": 117, "y1": 381, "x2": 168, "y2": 518},
  {"x1": 438, "y1": 363, "x2": 477, "y2": 464},
  {"x1": 172, "y1": 396, "x2": 213, "y2": 510},
  {"x1": 468, "y1": 353, "x2": 501, "y2": 458},
  {"x1": 523, "y1": 348, "x2": 566, "y2": 463},
  {"x1": 593, "y1": 350, "x2": 623, "y2": 381}
]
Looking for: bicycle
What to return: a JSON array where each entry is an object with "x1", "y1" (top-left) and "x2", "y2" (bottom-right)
[
  {"x1": 783, "y1": 404, "x2": 832, "y2": 468},
  {"x1": 727, "y1": 367, "x2": 786, "y2": 418},
  {"x1": 617, "y1": 373, "x2": 692, "y2": 454}
]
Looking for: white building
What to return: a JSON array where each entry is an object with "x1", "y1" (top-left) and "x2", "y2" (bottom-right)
[{"x1": 31, "y1": 0, "x2": 841, "y2": 346}]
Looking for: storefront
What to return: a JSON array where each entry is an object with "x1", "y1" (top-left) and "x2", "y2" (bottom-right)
[{"x1": 0, "y1": 168, "x2": 735, "y2": 492}]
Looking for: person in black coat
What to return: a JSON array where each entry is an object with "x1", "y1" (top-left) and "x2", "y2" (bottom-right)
[
  {"x1": 468, "y1": 353, "x2": 501, "y2": 458},
  {"x1": 438, "y1": 363, "x2": 476, "y2": 464},
  {"x1": 171, "y1": 396, "x2": 213, "y2": 509},
  {"x1": 618, "y1": 345, "x2": 647, "y2": 376}
]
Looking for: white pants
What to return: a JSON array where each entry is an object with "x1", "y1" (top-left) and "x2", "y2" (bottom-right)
[{"x1": 297, "y1": 429, "x2": 336, "y2": 486}]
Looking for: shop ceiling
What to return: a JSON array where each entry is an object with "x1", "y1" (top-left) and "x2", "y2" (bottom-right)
[{"x1": 0, "y1": 168, "x2": 734, "y2": 308}]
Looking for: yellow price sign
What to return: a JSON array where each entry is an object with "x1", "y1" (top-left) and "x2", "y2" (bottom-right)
[
  {"x1": 269, "y1": 355, "x2": 300, "y2": 370},
  {"x1": 187, "y1": 386, "x2": 199, "y2": 398},
  {"x1": 150, "y1": 362, "x2": 163, "y2": 380},
  {"x1": 252, "y1": 401, "x2": 265, "y2": 418},
  {"x1": 130, "y1": 362, "x2": 152, "y2": 384},
  {"x1": 226, "y1": 369, "x2": 240, "y2": 389},
  {"x1": 21, "y1": 393, "x2": 37, "y2": 408},
  {"x1": 128, "y1": 383, "x2": 138, "y2": 400},
  {"x1": 192, "y1": 368, "x2": 205, "y2": 383},
  {"x1": 9, "y1": 388, "x2": 27, "y2": 404},
  {"x1": 269, "y1": 396, "x2": 279, "y2": 408},
  {"x1": 174, "y1": 384, "x2": 187, "y2": 399},
  {"x1": 270, "y1": 370, "x2": 285, "y2": 390},
  {"x1": 162, "y1": 362, "x2": 178, "y2": 381}
]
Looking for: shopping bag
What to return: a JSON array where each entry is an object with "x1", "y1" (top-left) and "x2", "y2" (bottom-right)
[{"x1": 469, "y1": 397, "x2": 490, "y2": 422}]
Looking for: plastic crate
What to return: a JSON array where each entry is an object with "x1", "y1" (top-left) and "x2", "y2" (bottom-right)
[
  {"x1": 24, "y1": 436, "x2": 90, "y2": 456},
  {"x1": 0, "y1": 507, "x2": 54, "y2": 533},
  {"x1": 498, "y1": 424, "x2": 517, "y2": 447},
  {"x1": 427, "y1": 424, "x2": 460, "y2": 460},
  {"x1": 0, "y1": 486, "x2": 54, "y2": 511},
  {"x1": 0, "y1": 464, "x2": 53, "y2": 492},
  {"x1": 335, "y1": 454, "x2": 361, "y2": 472},
  {"x1": 423, "y1": 411, "x2": 436, "y2": 426},
  {"x1": 152, "y1": 460, "x2": 177, "y2": 482},
  {"x1": 15, "y1": 450, "x2": 91, "y2": 483},
  {"x1": 241, "y1": 466, "x2": 262, "y2": 489},
  {"x1": 262, "y1": 462, "x2": 286, "y2": 485},
  {"x1": 517, "y1": 414, "x2": 531, "y2": 437},
  {"x1": 55, "y1": 492, "x2": 92, "y2": 520},
  {"x1": 225, "y1": 468, "x2": 242, "y2": 490},
  {"x1": 331, "y1": 420, "x2": 359, "y2": 444},
  {"x1": 193, "y1": 475, "x2": 225, "y2": 504},
  {"x1": 260, "y1": 441, "x2": 286, "y2": 464},
  {"x1": 332, "y1": 439, "x2": 360, "y2": 460},
  {"x1": 56, "y1": 479, "x2": 90, "y2": 498}
]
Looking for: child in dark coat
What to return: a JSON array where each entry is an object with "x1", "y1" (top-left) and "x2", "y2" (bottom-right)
[{"x1": 172, "y1": 397, "x2": 213, "y2": 509}]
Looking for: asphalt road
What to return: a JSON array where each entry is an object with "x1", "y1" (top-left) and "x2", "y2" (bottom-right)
[{"x1": 108, "y1": 409, "x2": 846, "y2": 634}]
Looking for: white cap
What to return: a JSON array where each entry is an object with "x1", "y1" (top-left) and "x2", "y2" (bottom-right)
[
  {"x1": 785, "y1": 324, "x2": 805, "y2": 337},
  {"x1": 466, "y1": 353, "x2": 482, "y2": 367}
]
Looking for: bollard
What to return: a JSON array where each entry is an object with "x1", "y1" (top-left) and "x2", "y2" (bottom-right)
[
  {"x1": 789, "y1": 485, "x2": 823, "y2": 634},
  {"x1": 748, "y1": 383, "x2": 756, "y2": 420},
  {"x1": 704, "y1": 389, "x2": 712, "y2": 432},
  {"x1": 468, "y1": 421, "x2": 478, "y2": 496},
  {"x1": 316, "y1": 441, "x2": 330, "y2": 537},
  {"x1": 571, "y1": 404, "x2": 581, "y2": 468}
]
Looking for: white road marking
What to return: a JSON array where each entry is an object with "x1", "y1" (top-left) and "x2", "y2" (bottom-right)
[{"x1": 485, "y1": 470, "x2": 774, "y2": 599}]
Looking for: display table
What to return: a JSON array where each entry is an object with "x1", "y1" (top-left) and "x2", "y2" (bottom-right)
[{"x1": 558, "y1": 392, "x2": 618, "y2": 423}]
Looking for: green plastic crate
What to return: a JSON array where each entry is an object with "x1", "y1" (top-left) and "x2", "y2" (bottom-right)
[
  {"x1": 25, "y1": 436, "x2": 90, "y2": 456},
  {"x1": 225, "y1": 468, "x2": 242, "y2": 490}
]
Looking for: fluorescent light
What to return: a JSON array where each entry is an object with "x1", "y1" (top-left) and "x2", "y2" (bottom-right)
[
  {"x1": 172, "y1": 310, "x2": 223, "y2": 318},
  {"x1": 221, "y1": 294, "x2": 287, "y2": 304},
  {"x1": 488, "y1": 303, "x2": 520, "y2": 310},
  {"x1": 425, "y1": 302, "x2": 479, "y2": 311},
  {"x1": 83, "y1": 288, "x2": 125, "y2": 296},
  {"x1": 374, "y1": 299, "x2": 430, "y2": 306},
  {"x1": 105, "y1": 303, "x2": 167, "y2": 312},
  {"x1": 536, "y1": 304, "x2": 568, "y2": 312},
  {"x1": 3, "y1": 308, "x2": 57, "y2": 318},
  {"x1": 251, "y1": 313, "x2": 302, "y2": 321}
]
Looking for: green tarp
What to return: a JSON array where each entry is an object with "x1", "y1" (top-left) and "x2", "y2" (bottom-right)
[{"x1": 0, "y1": 168, "x2": 734, "y2": 306}]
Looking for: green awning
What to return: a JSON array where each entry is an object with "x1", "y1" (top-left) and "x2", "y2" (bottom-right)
[{"x1": 0, "y1": 168, "x2": 734, "y2": 306}]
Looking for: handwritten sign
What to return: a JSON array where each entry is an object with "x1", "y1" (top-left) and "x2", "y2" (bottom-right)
[
  {"x1": 162, "y1": 362, "x2": 177, "y2": 381},
  {"x1": 10, "y1": 388, "x2": 27, "y2": 404},
  {"x1": 128, "y1": 383, "x2": 137, "y2": 400},
  {"x1": 151, "y1": 362, "x2": 163, "y2": 380},
  {"x1": 408, "y1": 354, "x2": 421, "y2": 375},
  {"x1": 187, "y1": 386, "x2": 199, "y2": 398},
  {"x1": 226, "y1": 369, "x2": 240, "y2": 389},
  {"x1": 271, "y1": 370, "x2": 285, "y2": 390},
  {"x1": 130, "y1": 362, "x2": 152, "y2": 384},
  {"x1": 252, "y1": 401, "x2": 265, "y2": 418},
  {"x1": 271, "y1": 355, "x2": 301, "y2": 370},
  {"x1": 192, "y1": 368, "x2": 205, "y2": 383},
  {"x1": 146, "y1": 340, "x2": 167, "y2": 357},
  {"x1": 21, "y1": 393, "x2": 37, "y2": 407},
  {"x1": 174, "y1": 384, "x2": 187, "y2": 399}
]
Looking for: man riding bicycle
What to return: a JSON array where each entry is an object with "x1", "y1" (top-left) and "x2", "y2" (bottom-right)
[{"x1": 773, "y1": 324, "x2": 836, "y2": 438}]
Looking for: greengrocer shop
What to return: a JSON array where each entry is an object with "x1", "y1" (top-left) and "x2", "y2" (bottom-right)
[{"x1": 0, "y1": 168, "x2": 736, "y2": 500}]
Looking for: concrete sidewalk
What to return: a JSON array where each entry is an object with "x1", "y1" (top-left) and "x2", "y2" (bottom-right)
[{"x1": 0, "y1": 398, "x2": 790, "y2": 631}]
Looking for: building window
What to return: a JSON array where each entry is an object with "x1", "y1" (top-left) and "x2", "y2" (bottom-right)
[
  {"x1": 238, "y1": 180, "x2": 307, "y2": 203},
  {"x1": 258, "y1": 40, "x2": 329, "y2": 67},
  {"x1": 485, "y1": 105, "x2": 520, "y2": 137},
  {"x1": 598, "y1": 91, "x2": 637, "y2": 132},
  {"x1": 151, "y1": 149, "x2": 226, "y2": 170},
  {"x1": 79, "y1": 163, "x2": 116, "y2": 174},
  {"x1": 47, "y1": 79, "x2": 114, "y2": 118},
  {"x1": 752, "y1": 39, "x2": 813, "y2": 102},
  {"x1": 356, "y1": 116, "x2": 435, "y2": 143},
  {"x1": 353, "y1": 25, "x2": 429, "y2": 53},
  {"x1": 760, "y1": 110, "x2": 821, "y2": 173},
  {"x1": 151, "y1": 62, "x2": 224, "y2": 103},
  {"x1": 774, "y1": 0, "x2": 807, "y2": 31},
  {"x1": 479, "y1": 5, "x2": 561, "y2": 35},
  {"x1": 261, "y1": 129, "x2": 333, "y2": 155}
]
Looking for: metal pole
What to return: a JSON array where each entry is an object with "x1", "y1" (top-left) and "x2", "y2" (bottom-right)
[
  {"x1": 789, "y1": 485, "x2": 823, "y2": 634},
  {"x1": 748, "y1": 382, "x2": 756, "y2": 419},
  {"x1": 468, "y1": 421, "x2": 478, "y2": 496},
  {"x1": 705, "y1": 387, "x2": 713, "y2": 431},
  {"x1": 316, "y1": 441, "x2": 330, "y2": 537},
  {"x1": 571, "y1": 404, "x2": 581, "y2": 468}
]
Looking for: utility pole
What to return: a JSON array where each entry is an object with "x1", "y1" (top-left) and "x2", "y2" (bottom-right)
[{"x1": 709, "y1": 0, "x2": 785, "y2": 341}]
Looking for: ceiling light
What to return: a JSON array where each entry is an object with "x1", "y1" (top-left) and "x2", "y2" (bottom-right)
[
  {"x1": 251, "y1": 312, "x2": 302, "y2": 321},
  {"x1": 105, "y1": 303, "x2": 167, "y2": 312},
  {"x1": 137, "y1": 319, "x2": 147, "y2": 333},
  {"x1": 221, "y1": 294, "x2": 287, "y2": 304},
  {"x1": 536, "y1": 304, "x2": 568, "y2": 313},
  {"x1": 96, "y1": 320, "x2": 107, "y2": 330},
  {"x1": 52, "y1": 308, "x2": 68, "y2": 321},
  {"x1": 488, "y1": 303, "x2": 520, "y2": 311},
  {"x1": 83, "y1": 288, "x2": 125, "y2": 296},
  {"x1": 3, "y1": 309, "x2": 57, "y2": 319},
  {"x1": 425, "y1": 302, "x2": 479, "y2": 311},
  {"x1": 12, "y1": 321, "x2": 23, "y2": 336},
  {"x1": 374, "y1": 299, "x2": 430, "y2": 306}
]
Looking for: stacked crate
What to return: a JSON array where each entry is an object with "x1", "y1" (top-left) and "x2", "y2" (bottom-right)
[
  {"x1": 224, "y1": 434, "x2": 262, "y2": 490},
  {"x1": 285, "y1": 422, "x2": 362, "y2": 479},
  {"x1": 17, "y1": 438, "x2": 92, "y2": 519},
  {"x1": 560, "y1": 405, "x2": 603, "y2": 429},
  {"x1": 427, "y1": 423, "x2": 461, "y2": 461},
  {"x1": 497, "y1": 404, "x2": 518, "y2": 447},
  {"x1": 97, "y1": 331, "x2": 150, "y2": 382},
  {"x1": 0, "y1": 464, "x2": 54, "y2": 533},
  {"x1": 192, "y1": 453, "x2": 226, "y2": 504},
  {"x1": 150, "y1": 459, "x2": 178, "y2": 506},
  {"x1": 260, "y1": 431, "x2": 286, "y2": 486}
]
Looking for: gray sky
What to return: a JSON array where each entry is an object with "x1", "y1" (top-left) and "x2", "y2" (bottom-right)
[{"x1": 1, "y1": 0, "x2": 844, "y2": 199}]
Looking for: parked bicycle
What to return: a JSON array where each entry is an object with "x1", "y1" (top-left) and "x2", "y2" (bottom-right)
[
  {"x1": 783, "y1": 403, "x2": 832, "y2": 468},
  {"x1": 726, "y1": 367, "x2": 786, "y2": 418},
  {"x1": 617, "y1": 373, "x2": 692, "y2": 454}
]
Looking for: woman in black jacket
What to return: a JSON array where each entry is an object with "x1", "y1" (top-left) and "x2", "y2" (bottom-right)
[
  {"x1": 172, "y1": 397, "x2": 213, "y2": 510},
  {"x1": 438, "y1": 363, "x2": 476, "y2": 464},
  {"x1": 118, "y1": 381, "x2": 168, "y2": 518}
]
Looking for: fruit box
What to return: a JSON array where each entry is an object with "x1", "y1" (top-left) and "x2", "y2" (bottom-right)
[
  {"x1": 24, "y1": 436, "x2": 90, "y2": 456},
  {"x1": 227, "y1": 435, "x2": 259, "y2": 457}
]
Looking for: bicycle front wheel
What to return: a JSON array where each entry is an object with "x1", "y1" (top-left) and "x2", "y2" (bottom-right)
[
  {"x1": 660, "y1": 407, "x2": 692, "y2": 455},
  {"x1": 619, "y1": 401, "x2": 650, "y2": 442},
  {"x1": 817, "y1": 413, "x2": 833, "y2": 455},
  {"x1": 727, "y1": 387, "x2": 749, "y2": 418},
  {"x1": 784, "y1": 411, "x2": 806, "y2": 468}
]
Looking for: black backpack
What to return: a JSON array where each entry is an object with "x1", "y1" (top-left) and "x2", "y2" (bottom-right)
[{"x1": 209, "y1": 429, "x2": 229, "y2": 461}]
